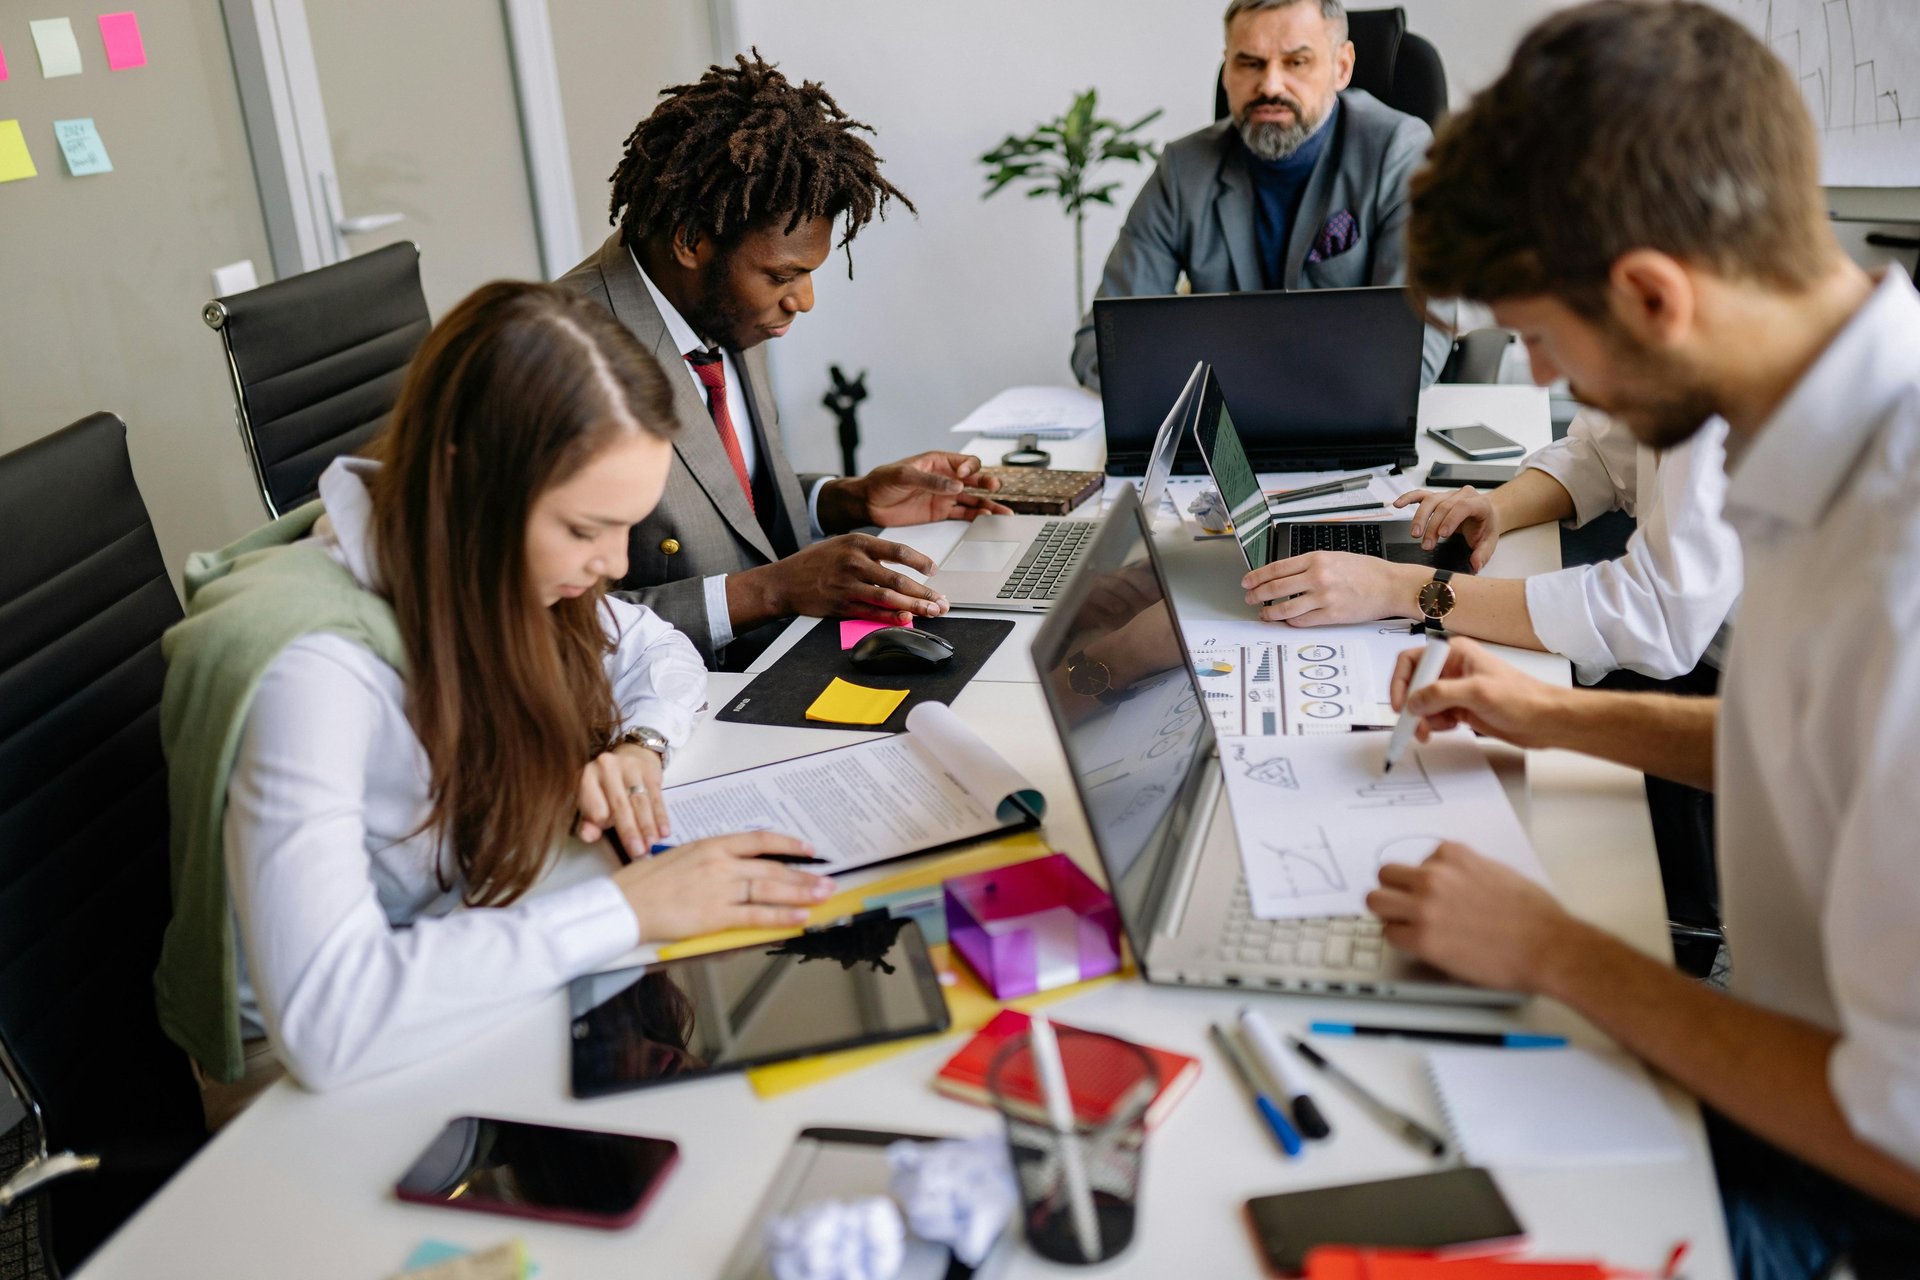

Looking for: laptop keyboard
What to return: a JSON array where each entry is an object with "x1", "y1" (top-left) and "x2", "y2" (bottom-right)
[
  {"x1": 1287, "y1": 522, "x2": 1386, "y2": 558},
  {"x1": 1223, "y1": 878, "x2": 1387, "y2": 973},
  {"x1": 996, "y1": 519, "x2": 1097, "y2": 601}
]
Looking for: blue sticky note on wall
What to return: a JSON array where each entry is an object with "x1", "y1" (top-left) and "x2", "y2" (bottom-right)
[{"x1": 53, "y1": 119, "x2": 112, "y2": 176}]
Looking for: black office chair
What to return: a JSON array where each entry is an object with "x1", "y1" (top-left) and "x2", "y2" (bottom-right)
[
  {"x1": 202, "y1": 241, "x2": 431, "y2": 518},
  {"x1": 1215, "y1": 7, "x2": 1448, "y2": 130},
  {"x1": 0, "y1": 414, "x2": 206, "y2": 1275},
  {"x1": 1438, "y1": 328, "x2": 1516, "y2": 384}
]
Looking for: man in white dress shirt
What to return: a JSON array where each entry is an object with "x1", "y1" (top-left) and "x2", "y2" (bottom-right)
[{"x1": 1368, "y1": 5, "x2": 1920, "y2": 1275}]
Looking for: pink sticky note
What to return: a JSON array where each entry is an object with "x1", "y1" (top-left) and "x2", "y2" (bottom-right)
[
  {"x1": 0, "y1": 41, "x2": 10, "y2": 82},
  {"x1": 838, "y1": 616, "x2": 913, "y2": 650},
  {"x1": 98, "y1": 12, "x2": 145, "y2": 71}
]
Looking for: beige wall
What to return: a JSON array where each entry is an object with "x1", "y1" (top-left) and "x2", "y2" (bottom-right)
[
  {"x1": 549, "y1": 0, "x2": 714, "y2": 269},
  {"x1": 0, "y1": 2, "x2": 275, "y2": 589}
]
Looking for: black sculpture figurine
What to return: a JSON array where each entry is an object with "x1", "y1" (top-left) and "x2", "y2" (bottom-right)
[{"x1": 822, "y1": 364, "x2": 869, "y2": 477}]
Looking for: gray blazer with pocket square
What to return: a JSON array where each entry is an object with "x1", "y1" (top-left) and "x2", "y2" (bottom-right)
[
  {"x1": 1070, "y1": 90, "x2": 1447, "y2": 389},
  {"x1": 559, "y1": 232, "x2": 830, "y2": 668}
]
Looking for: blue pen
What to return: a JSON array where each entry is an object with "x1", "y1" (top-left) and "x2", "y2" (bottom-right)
[
  {"x1": 1210, "y1": 1023, "x2": 1302, "y2": 1157},
  {"x1": 1311, "y1": 1021, "x2": 1566, "y2": 1049}
]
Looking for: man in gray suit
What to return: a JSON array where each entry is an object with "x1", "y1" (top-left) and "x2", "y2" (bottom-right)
[
  {"x1": 561, "y1": 54, "x2": 1008, "y2": 669},
  {"x1": 1070, "y1": 0, "x2": 1447, "y2": 389}
]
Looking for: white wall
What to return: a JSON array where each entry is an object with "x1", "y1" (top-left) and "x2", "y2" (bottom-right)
[{"x1": 730, "y1": 0, "x2": 1583, "y2": 475}]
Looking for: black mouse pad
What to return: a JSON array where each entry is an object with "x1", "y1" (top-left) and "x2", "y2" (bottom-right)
[{"x1": 714, "y1": 616, "x2": 1016, "y2": 733}]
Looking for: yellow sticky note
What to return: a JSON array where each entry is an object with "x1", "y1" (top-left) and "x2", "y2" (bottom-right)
[
  {"x1": 805, "y1": 677, "x2": 910, "y2": 726},
  {"x1": 0, "y1": 121, "x2": 37, "y2": 183}
]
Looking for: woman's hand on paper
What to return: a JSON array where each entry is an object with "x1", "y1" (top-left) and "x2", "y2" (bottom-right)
[
  {"x1": 1367, "y1": 841, "x2": 1580, "y2": 992},
  {"x1": 613, "y1": 831, "x2": 834, "y2": 942},
  {"x1": 1389, "y1": 636, "x2": 1569, "y2": 750},
  {"x1": 577, "y1": 745, "x2": 669, "y2": 849}
]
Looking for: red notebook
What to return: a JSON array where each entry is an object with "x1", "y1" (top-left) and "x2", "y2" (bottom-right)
[{"x1": 932, "y1": 1009, "x2": 1201, "y2": 1130}]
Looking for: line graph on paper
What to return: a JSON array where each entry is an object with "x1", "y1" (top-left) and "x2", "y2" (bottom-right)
[
  {"x1": 1259, "y1": 825, "x2": 1347, "y2": 898},
  {"x1": 1712, "y1": 0, "x2": 1920, "y2": 184}
]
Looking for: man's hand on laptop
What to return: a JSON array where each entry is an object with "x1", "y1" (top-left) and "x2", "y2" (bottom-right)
[
  {"x1": 729, "y1": 534, "x2": 950, "y2": 628},
  {"x1": 1389, "y1": 637, "x2": 1570, "y2": 751},
  {"x1": 817, "y1": 451, "x2": 1012, "y2": 532},
  {"x1": 1394, "y1": 486, "x2": 1502, "y2": 570},
  {"x1": 1242, "y1": 552, "x2": 1430, "y2": 625},
  {"x1": 1367, "y1": 840, "x2": 1583, "y2": 992}
]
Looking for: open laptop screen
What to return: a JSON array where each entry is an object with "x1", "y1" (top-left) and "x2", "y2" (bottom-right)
[
  {"x1": 1030, "y1": 487, "x2": 1217, "y2": 962},
  {"x1": 1192, "y1": 372, "x2": 1274, "y2": 571}
]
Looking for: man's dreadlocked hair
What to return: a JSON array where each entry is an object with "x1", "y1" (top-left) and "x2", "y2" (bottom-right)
[{"x1": 608, "y1": 50, "x2": 914, "y2": 274}]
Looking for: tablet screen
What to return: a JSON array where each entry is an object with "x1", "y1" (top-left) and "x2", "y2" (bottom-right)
[{"x1": 568, "y1": 915, "x2": 949, "y2": 1097}]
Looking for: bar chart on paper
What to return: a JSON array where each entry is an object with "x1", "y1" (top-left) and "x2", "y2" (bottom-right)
[{"x1": 1182, "y1": 621, "x2": 1421, "y2": 737}]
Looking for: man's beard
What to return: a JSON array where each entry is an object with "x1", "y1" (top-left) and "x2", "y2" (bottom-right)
[
  {"x1": 1235, "y1": 94, "x2": 1326, "y2": 162},
  {"x1": 1578, "y1": 329, "x2": 1719, "y2": 450},
  {"x1": 680, "y1": 250, "x2": 756, "y2": 351}
]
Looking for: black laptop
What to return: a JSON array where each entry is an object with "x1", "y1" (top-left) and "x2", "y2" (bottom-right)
[
  {"x1": 1095, "y1": 286, "x2": 1424, "y2": 474},
  {"x1": 1191, "y1": 366, "x2": 1471, "y2": 572}
]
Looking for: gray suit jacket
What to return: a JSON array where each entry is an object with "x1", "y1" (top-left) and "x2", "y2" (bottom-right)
[
  {"x1": 558, "y1": 232, "x2": 829, "y2": 667},
  {"x1": 1070, "y1": 90, "x2": 1448, "y2": 389}
]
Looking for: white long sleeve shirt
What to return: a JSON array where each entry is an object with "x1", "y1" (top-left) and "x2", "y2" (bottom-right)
[
  {"x1": 1714, "y1": 269, "x2": 1920, "y2": 1172},
  {"x1": 1519, "y1": 410, "x2": 1742, "y2": 684},
  {"x1": 224, "y1": 458, "x2": 707, "y2": 1091}
]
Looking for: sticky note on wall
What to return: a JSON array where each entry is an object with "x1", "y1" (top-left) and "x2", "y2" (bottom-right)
[
  {"x1": 53, "y1": 119, "x2": 112, "y2": 176},
  {"x1": 1, "y1": 40, "x2": 11, "y2": 82},
  {"x1": 0, "y1": 121, "x2": 37, "y2": 183},
  {"x1": 98, "y1": 12, "x2": 147, "y2": 71},
  {"x1": 29, "y1": 18, "x2": 84, "y2": 78}
]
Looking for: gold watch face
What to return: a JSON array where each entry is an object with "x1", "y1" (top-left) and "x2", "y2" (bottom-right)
[{"x1": 1067, "y1": 654, "x2": 1113, "y2": 696}]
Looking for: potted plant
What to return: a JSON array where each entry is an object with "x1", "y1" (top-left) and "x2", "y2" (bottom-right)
[{"x1": 980, "y1": 89, "x2": 1164, "y2": 315}]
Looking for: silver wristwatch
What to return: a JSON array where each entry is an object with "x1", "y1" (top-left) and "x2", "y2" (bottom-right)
[{"x1": 612, "y1": 725, "x2": 671, "y2": 769}]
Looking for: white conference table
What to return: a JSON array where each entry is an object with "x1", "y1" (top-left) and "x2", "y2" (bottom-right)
[{"x1": 78, "y1": 386, "x2": 1733, "y2": 1278}]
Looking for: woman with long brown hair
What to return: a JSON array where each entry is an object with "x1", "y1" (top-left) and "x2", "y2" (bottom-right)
[{"x1": 157, "y1": 281, "x2": 828, "y2": 1125}]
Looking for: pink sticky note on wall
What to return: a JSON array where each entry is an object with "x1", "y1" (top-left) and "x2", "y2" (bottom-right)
[
  {"x1": 838, "y1": 616, "x2": 913, "y2": 650},
  {"x1": 0, "y1": 42, "x2": 10, "y2": 81},
  {"x1": 98, "y1": 12, "x2": 146, "y2": 70}
]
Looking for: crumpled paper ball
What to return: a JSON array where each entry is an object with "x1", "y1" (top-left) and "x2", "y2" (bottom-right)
[
  {"x1": 764, "y1": 1195, "x2": 905, "y2": 1280},
  {"x1": 886, "y1": 1134, "x2": 1018, "y2": 1267},
  {"x1": 1187, "y1": 488, "x2": 1231, "y2": 533}
]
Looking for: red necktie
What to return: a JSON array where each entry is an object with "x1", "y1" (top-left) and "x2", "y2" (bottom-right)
[{"x1": 684, "y1": 350, "x2": 754, "y2": 513}]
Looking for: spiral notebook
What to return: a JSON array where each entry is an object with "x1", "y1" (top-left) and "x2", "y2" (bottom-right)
[{"x1": 1424, "y1": 1046, "x2": 1688, "y2": 1168}]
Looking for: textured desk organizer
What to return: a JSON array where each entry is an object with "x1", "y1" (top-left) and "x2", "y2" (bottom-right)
[{"x1": 944, "y1": 853, "x2": 1122, "y2": 999}]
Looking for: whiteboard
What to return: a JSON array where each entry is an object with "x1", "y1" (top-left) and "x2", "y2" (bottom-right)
[{"x1": 1709, "y1": 0, "x2": 1920, "y2": 186}]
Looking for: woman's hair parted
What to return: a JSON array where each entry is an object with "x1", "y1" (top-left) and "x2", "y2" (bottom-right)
[
  {"x1": 1406, "y1": 0, "x2": 1831, "y2": 321},
  {"x1": 607, "y1": 49, "x2": 914, "y2": 272},
  {"x1": 369, "y1": 282, "x2": 676, "y2": 908}
]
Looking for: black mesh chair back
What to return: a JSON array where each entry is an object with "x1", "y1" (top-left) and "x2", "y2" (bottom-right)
[
  {"x1": 0, "y1": 415, "x2": 205, "y2": 1273},
  {"x1": 1214, "y1": 7, "x2": 1448, "y2": 130},
  {"x1": 203, "y1": 241, "x2": 430, "y2": 517}
]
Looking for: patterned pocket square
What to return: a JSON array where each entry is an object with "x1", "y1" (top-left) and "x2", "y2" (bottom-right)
[{"x1": 1305, "y1": 209, "x2": 1360, "y2": 264}]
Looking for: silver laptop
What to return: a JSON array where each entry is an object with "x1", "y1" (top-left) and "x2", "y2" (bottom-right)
[
  {"x1": 1030, "y1": 485, "x2": 1521, "y2": 1005},
  {"x1": 936, "y1": 365, "x2": 1205, "y2": 612}
]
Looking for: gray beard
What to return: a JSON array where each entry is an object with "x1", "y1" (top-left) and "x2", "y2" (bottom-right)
[{"x1": 1236, "y1": 116, "x2": 1313, "y2": 162}]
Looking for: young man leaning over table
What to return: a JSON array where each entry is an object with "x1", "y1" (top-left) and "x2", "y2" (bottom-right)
[{"x1": 1361, "y1": 4, "x2": 1920, "y2": 1277}]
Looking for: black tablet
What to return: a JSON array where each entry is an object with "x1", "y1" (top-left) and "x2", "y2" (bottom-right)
[{"x1": 567, "y1": 914, "x2": 950, "y2": 1098}]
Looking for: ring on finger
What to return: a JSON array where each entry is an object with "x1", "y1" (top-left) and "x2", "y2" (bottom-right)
[
  {"x1": 626, "y1": 784, "x2": 647, "y2": 797},
  {"x1": 740, "y1": 878, "x2": 756, "y2": 906}
]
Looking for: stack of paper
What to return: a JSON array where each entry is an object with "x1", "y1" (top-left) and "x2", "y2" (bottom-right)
[{"x1": 948, "y1": 386, "x2": 1102, "y2": 439}]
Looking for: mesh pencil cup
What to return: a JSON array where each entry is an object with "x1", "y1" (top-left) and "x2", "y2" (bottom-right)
[{"x1": 985, "y1": 1026, "x2": 1158, "y2": 1265}]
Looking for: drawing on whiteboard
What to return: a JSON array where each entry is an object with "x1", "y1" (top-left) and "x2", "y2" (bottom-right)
[
  {"x1": 1260, "y1": 825, "x2": 1346, "y2": 897},
  {"x1": 1351, "y1": 753, "x2": 1441, "y2": 807},
  {"x1": 1241, "y1": 755, "x2": 1300, "y2": 789},
  {"x1": 1375, "y1": 834, "x2": 1444, "y2": 868}
]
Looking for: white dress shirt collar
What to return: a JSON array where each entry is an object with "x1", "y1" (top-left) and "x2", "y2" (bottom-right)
[
  {"x1": 629, "y1": 244, "x2": 708, "y2": 358},
  {"x1": 1726, "y1": 269, "x2": 1920, "y2": 532}
]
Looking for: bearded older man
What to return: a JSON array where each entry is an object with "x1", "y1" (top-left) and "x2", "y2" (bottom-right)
[{"x1": 1070, "y1": 0, "x2": 1446, "y2": 388}]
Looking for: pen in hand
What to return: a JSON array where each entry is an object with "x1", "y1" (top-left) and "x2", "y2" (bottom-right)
[{"x1": 1382, "y1": 635, "x2": 1450, "y2": 775}]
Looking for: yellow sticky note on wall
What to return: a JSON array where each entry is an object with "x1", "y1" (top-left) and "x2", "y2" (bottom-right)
[
  {"x1": 0, "y1": 121, "x2": 38, "y2": 183},
  {"x1": 805, "y1": 677, "x2": 909, "y2": 726}
]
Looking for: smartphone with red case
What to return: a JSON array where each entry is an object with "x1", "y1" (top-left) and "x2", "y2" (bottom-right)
[{"x1": 394, "y1": 1115, "x2": 678, "y2": 1230}]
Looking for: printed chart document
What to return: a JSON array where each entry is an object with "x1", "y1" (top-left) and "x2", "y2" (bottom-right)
[
  {"x1": 1182, "y1": 619, "x2": 1426, "y2": 735},
  {"x1": 1214, "y1": 730, "x2": 1550, "y2": 920},
  {"x1": 663, "y1": 702, "x2": 1045, "y2": 874}
]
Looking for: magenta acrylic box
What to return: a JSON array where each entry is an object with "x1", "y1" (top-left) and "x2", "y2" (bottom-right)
[{"x1": 943, "y1": 853, "x2": 1123, "y2": 999}]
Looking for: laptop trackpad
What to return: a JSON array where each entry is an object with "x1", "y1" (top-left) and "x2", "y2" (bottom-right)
[{"x1": 942, "y1": 540, "x2": 1021, "y2": 574}]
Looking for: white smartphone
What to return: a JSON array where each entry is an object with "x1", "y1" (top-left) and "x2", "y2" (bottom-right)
[{"x1": 1426, "y1": 423, "x2": 1525, "y2": 460}]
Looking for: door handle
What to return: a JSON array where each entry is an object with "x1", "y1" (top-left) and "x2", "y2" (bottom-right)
[{"x1": 337, "y1": 212, "x2": 404, "y2": 235}]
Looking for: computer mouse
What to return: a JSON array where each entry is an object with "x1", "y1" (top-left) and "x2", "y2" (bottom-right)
[{"x1": 848, "y1": 627, "x2": 955, "y2": 674}]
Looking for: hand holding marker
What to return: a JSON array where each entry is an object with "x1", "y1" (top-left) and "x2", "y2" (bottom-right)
[{"x1": 1382, "y1": 635, "x2": 1451, "y2": 774}]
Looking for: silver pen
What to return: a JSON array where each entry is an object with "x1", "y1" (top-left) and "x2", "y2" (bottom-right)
[
  {"x1": 1285, "y1": 1033, "x2": 1449, "y2": 1159},
  {"x1": 1265, "y1": 474, "x2": 1375, "y2": 506}
]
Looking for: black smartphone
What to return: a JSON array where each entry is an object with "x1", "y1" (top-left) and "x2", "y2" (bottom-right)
[
  {"x1": 1245, "y1": 1167, "x2": 1525, "y2": 1275},
  {"x1": 568, "y1": 914, "x2": 950, "y2": 1098},
  {"x1": 1426, "y1": 423, "x2": 1525, "y2": 459},
  {"x1": 394, "y1": 1116, "x2": 678, "y2": 1229},
  {"x1": 1426, "y1": 461, "x2": 1520, "y2": 489}
]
